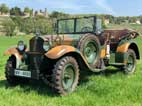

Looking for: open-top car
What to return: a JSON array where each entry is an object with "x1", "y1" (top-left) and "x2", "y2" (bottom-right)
[{"x1": 4, "y1": 16, "x2": 142, "y2": 95}]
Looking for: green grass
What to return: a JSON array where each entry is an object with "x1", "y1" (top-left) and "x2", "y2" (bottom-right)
[{"x1": 0, "y1": 35, "x2": 141, "y2": 106}]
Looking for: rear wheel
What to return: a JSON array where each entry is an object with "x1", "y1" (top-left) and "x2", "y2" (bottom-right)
[
  {"x1": 52, "y1": 56, "x2": 79, "y2": 95},
  {"x1": 123, "y1": 49, "x2": 136, "y2": 74}
]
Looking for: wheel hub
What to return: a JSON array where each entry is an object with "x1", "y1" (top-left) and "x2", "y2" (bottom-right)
[
  {"x1": 126, "y1": 55, "x2": 134, "y2": 72},
  {"x1": 84, "y1": 41, "x2": 97, "y2": 64}
]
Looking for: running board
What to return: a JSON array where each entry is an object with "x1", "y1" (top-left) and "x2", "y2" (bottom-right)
[{"x1": 109, "y1": 63, "x2": 125, "y2": 66}]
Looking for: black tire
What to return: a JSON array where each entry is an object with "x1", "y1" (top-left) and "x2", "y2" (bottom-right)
[
  {"x1": 52, "y1": 56, "x2": 79, "y2": 95},
  {"x1": 5, "y1": 56, "x2": 28, "y2": 86},
  {"x1": 77, "y1": 34, "x2": 101, "y2": 68},
  {"x1": 123, "y1": 49, "x2": 136, "y2": 74}
]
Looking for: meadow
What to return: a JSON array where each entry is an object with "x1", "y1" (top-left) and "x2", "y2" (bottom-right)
[{"x1": 0, "y1": 27, "x2": 141, "y2": 106}]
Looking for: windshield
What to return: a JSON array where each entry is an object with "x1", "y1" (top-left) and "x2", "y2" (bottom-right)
[{"x1": 57, "y1": 17, "x2": 96, "y2": 34}]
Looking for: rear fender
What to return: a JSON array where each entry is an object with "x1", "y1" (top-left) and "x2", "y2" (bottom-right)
[{"x1": 116, "y1": 40, "x2": 140, "y2": 64}]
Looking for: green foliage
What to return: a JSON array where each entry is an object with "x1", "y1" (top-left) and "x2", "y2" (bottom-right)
[
  {"x1": 34, "y1": 17, "x2": 54, "y2": 34},
  {"x1": 50, "y1": 11, "x2": 69, "y2": 19},
  {"x1": 9, "y1": 16, "x2": 54, "y2": 35},
  {"x1": 23, "y1": 17, "x2": 35, "y2": 34},
  {"x1": 11, "y1": 16, "x2": 24, "y2": 32},
  {"x1": 0, "y1": 4, "x2": 9, "y2": 14},
  {"x1": 24, "y1": 7, "x2": 31, "y2": 13},
  {"x1": 2, "y1": 19, "x2": 16, "y2": 36},
  {"x1": 10, "y1": 7, "x2": 22, "y2": 16},
  {"x1": 23, "y1": 17, "x2": 53, "y2": 34}
]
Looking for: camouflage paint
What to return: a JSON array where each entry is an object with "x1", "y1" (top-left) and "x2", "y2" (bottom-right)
[
  {"x1": 116, "y1": 43, "x2": 130, "y2": 53},
  {"x1": 115, "y1": 52, "x2": 127, "y2": 64},
  {"x1": 100, "y1": 46, "x2": 107, "y2": 58},
  {"x1": 115, "y1": 35, "x2": 142, "y2": 64},
  {"x1": 45, "y1": 45, "x2": 76, "y2": 59},
  {"x1": 40, "y1": 34, "x2": 81, "y2": 47}
]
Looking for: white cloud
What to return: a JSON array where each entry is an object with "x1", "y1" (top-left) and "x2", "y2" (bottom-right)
[{"x1": 96, "y1": 0, "x2": 116, "y2": 15}]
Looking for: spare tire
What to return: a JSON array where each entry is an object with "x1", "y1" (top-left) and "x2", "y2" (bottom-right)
[{"x1": 77, "y1": 34, "x2": 101, "y2": 68}]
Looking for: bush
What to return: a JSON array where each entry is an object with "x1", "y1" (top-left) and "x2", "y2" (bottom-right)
[
  {"x1": 24, "y1": 17, "x2": 54, "y2": 35},
  {"x1": 34, "y1": 17, "x2": 54, "y2": 34},
  {"x1": 2, "y1": 19, "x2": 16, "y2": 36},
  {"x1": 11, "y1": 16, "x2": 54, "y2": 35}
]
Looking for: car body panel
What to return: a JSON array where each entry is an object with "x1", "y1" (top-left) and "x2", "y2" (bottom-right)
[
  {"x1": 4, "y1": 46, "x2": 23, "y2": 60},
  {"x1": 45, "y1": 45, "x2": 76, "y2": 59}
]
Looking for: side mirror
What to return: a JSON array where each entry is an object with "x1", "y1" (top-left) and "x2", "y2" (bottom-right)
[{"x1": 96, "y1": 19, "x2": 103, "y2": 34}]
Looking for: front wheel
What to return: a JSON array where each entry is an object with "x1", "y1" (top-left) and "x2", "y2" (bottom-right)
[
  {"x1": 52, "y1": 56, "x2": 79, "y2": 95},
  {"x1": 5, "y1": 56, "x2": 28, "y2": 86},
  {"x1": 123, "y1": 49, "x2": 136, "y2": 74}
]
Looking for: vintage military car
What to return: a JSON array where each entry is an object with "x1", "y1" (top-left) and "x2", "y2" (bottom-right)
[{"x1": 4, "y1": 16, "x2": 142, "y2": 95}]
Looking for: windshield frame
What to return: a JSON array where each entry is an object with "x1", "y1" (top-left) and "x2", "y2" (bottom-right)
[{"x1": 57, "y1": 16, "x2": 96, "y2": 34}]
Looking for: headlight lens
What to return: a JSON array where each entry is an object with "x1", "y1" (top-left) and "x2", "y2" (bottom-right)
[
  {"x1": 43, "y1": 42, "x2": 50, "y2": 51},
  {"x1": 18, "y1": 40, "x2": 25, "y2": 51}
]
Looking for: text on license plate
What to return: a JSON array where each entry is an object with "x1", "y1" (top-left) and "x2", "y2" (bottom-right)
[{"x1": 14, "y1": 70, "x2": 31, "y2": 78}]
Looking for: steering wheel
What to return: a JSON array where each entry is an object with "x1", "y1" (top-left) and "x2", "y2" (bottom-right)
[{"x1": 81, "y1": 27, "x2": 93, "y2": 32}]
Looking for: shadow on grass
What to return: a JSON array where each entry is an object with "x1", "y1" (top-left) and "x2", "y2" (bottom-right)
[
  {"x1": 0, "y1": 67, "x2": 121, "y2": 96},
  {"x1": 20, "y1": 80, "x2": 57, "y2": 97},
  {"x1": 79, "y1": 67, "x2": 121, "y2": 85},
  {"x1": 0, "y1": 79, "x2": 57, "y2": 97}
]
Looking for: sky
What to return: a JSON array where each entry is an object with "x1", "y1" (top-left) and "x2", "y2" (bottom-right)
[{"x1": 0, "y1": 0, "x2": 142, "y2": 16}]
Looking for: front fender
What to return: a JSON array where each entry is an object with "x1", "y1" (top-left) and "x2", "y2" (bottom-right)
[
  {"x1": 45, "y1": 45, "x2": 105, "y2": 72},
  {"x1": 45, "y1": 45, "x2": 76, "y2": 59},
  {"x1": 4, "y1": 47, "x2": 26, "y2": 69},
  {"x1": 4, "y1": 47, "x2": 23, "y2": 60}
]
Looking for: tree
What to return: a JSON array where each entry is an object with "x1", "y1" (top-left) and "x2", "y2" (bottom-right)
[
  {"x1": 24, "y1": 7, "x2": 31, "y2": 13},
  {"x1": 0, "y1": 4, "x2": 9, "y2": 14},
  {"x1": 50, "y1": 11, "x2": 69, "y2": 18},
  {"x1": 11, "y1": 16, "x2": 24, "y2": 32},
  {"x1": 10, "y1": 7, "x2": 22, "y2": 16}
]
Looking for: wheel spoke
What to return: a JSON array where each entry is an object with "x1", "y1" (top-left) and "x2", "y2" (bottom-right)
[{"x1": 62, "y1": 64, "x2": 75, "y2": 90}]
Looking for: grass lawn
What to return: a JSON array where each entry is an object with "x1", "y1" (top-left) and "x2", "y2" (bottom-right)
[{"x1": 0, "y1": 35, "x2": 141, "y2": 106}]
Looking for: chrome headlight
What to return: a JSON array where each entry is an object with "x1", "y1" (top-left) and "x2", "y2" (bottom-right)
[
  {"x1": 17, "y1": 40, "x2": 25, "y2": 51},
  {"x1": 43, "y1": 42, "x2": 50, "y2": 51}
]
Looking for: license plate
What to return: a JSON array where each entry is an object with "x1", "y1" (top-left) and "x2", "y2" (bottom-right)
[{"x1": 14, "y1": 69, "x2": 31, "y2": 78}]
